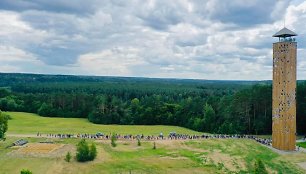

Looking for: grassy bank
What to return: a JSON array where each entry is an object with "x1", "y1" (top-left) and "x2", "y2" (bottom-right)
[
  {"x1": 1, "y1": 112, "x2": 306, "y2": 173},
  {"x1": 5, "y1": 112, "x2": 200, "y2": 135}
]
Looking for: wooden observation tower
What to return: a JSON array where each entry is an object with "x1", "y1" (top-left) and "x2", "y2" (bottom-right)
[{"x1": 272, "y1": 27, "x2": 297, "y2": 151}]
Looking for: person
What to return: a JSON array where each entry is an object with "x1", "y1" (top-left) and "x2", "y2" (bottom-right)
[{"x1": 159, "y1": 132, "x2": 163, "y2": 139}]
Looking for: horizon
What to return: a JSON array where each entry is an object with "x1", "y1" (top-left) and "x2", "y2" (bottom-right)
[
  {"x1": 1, "y1": 0, "x2": 306, "y2": 80},
  {"x1": 0, "y1": 71, "x2": 276, "y2": 81}
]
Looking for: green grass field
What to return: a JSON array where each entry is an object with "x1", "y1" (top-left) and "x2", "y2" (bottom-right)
[
  {"x1": 1, "y1": 112, "x2": 306, "y2": 173},
  {"x1": 5, "y1": 112, "x2": 200, "y2": 135}
]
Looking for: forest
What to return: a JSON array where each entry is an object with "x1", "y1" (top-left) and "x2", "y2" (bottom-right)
[{"x1": 0, "y1": 73, "x2": 305, "y2": 135}]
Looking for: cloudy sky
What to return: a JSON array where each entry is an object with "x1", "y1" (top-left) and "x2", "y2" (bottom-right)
[{"x1": 0, "y1": 0, "x2": 306, "y2": 80}]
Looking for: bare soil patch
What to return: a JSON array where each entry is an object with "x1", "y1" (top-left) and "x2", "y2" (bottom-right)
[
  {"x1": 20, "y1": 143, "x2": 63, "y2": 153},
  {"x1": 207, "y1": 150, "x2": 246, "y2": 172},
  {"x1": 8, "y1": 143, "x2": 75, "y2": 158}
]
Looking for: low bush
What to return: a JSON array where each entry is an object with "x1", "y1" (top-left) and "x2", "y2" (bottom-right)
[
  {"x1": 76, "y1": 139, "x2": 97, "y2": 162},
  {"x1": 153, "y1": 142, "x2": 156, "y2": 149},
  {"x1": 65, "y1": 151, "x2": 72, "y2": 162},
  {"x1": 137, "y1": 138, "x2": 141, "y2": 146},
  {"x1": 20, "y1": 169, "x2": 33, "y2": 174},
  {"x1": 111, "y1": 134, "x2": 117, "y2": 147}
]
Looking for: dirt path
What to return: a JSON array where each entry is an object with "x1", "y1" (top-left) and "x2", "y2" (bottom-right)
[
  {"x1": 258, "y1": 143, "x2": 306, "y2": 155},
  {"x1": 7, "y1": 134, "x2": 198, "y2": 142},
  {"x1": 8, "y1": 133, "x2": 41, "y2": 138}
]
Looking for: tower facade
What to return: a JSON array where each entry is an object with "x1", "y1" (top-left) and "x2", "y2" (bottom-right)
[{"x1": 272, "y1": 27, "x2": 297, "y2": 151}]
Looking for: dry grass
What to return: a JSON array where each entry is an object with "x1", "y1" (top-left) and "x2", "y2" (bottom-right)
[
  {"x1": 207, "y1": 150, "x2": 246, "y2": 172},
  {"x1": 19, "y1": 143, "x2": 63, "y2": 153}
]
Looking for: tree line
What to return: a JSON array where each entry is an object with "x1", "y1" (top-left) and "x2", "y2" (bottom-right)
[{"x1": 0, "y1": 73, "x2": 305, "y2": 135}]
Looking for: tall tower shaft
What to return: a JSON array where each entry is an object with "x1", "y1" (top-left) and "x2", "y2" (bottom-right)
[{"x1": 272, "y1": 27, "x2": 297, "y2": 151}]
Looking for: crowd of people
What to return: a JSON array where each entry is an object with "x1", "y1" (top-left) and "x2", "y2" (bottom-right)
[
  {"x1": 252, "y1": 136, "x2": 272, "y2": 146},
  {"x1": 37, "y1": 131, "x2": 274, "y2": 147}
]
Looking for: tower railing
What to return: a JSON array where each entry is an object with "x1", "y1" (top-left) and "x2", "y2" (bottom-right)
[{"x1": 279, "y1": 37, "x2": 296, "y2": 42}]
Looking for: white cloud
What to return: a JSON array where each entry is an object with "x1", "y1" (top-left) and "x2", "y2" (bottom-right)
[
  {"x1": 0, "y1": 45, "x2": 42, "y2": 73},
  {"x1": 76, "y1": 47, "x2": 144, "y2": 76},
  {"x1": 0, "y1": 11, "x2": 49, "y2": 47},
  {"x1": 0, "y1": 45, "x2": 35, "y2": 62},
  {"x1": 0, "y1": 1, "x2": 305, "y2": 80},
  {"x1": 0, "y1": 11, "x2": 30, "y2": 35}
]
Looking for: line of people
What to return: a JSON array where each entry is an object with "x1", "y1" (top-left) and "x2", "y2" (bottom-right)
[{"x1": 39, "y1": 132, "x2": 273, "y2": 147}]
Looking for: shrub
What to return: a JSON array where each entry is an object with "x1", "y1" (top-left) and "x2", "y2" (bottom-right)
[
  {"x1": 76, "y1": 139, "x2": 97, "y2": 162},
  {"x1": 20, "y1": 169, "x2": 33, "y2": 174},
  {"x1": 254, "y1": 159, "x2": 268, "y2": 174},
  {"x1": 111, "y1": 134, "x2": 117, "y2": 147},
  {"x1": 3, "y1": 114, "x2": 12, "y2": 120},
  {"x1": 0, "y1": 110, "x2": 8, "y2": 141},
  {"x1": 65, "y1": 151, "x2": 72, "y2": 162},
  {"x1": 137, "y1": 138, "x2": 141, "y2": 146},
  {"x1": 89, "y1": 143, "x2": 97, "y2": 160},
  {"x1": 153, "y1": 142, "x2": 156, "y2": 149}
]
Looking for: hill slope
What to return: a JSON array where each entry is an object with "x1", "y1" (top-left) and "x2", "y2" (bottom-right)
[
  {"x1": 5, "y1": 112, "x2": 200, "y2": 135},
  {"x1": 1, "y1": 112, "x2": 306, "y2": 173}
]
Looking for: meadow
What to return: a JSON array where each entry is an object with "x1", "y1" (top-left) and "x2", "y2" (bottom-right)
[
  {"x1": 1, "y1": 112, "x2": 306, "y2": 173},
  {"x1": 5, "y1": 112, "x2": 200, "y2": 135}
]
